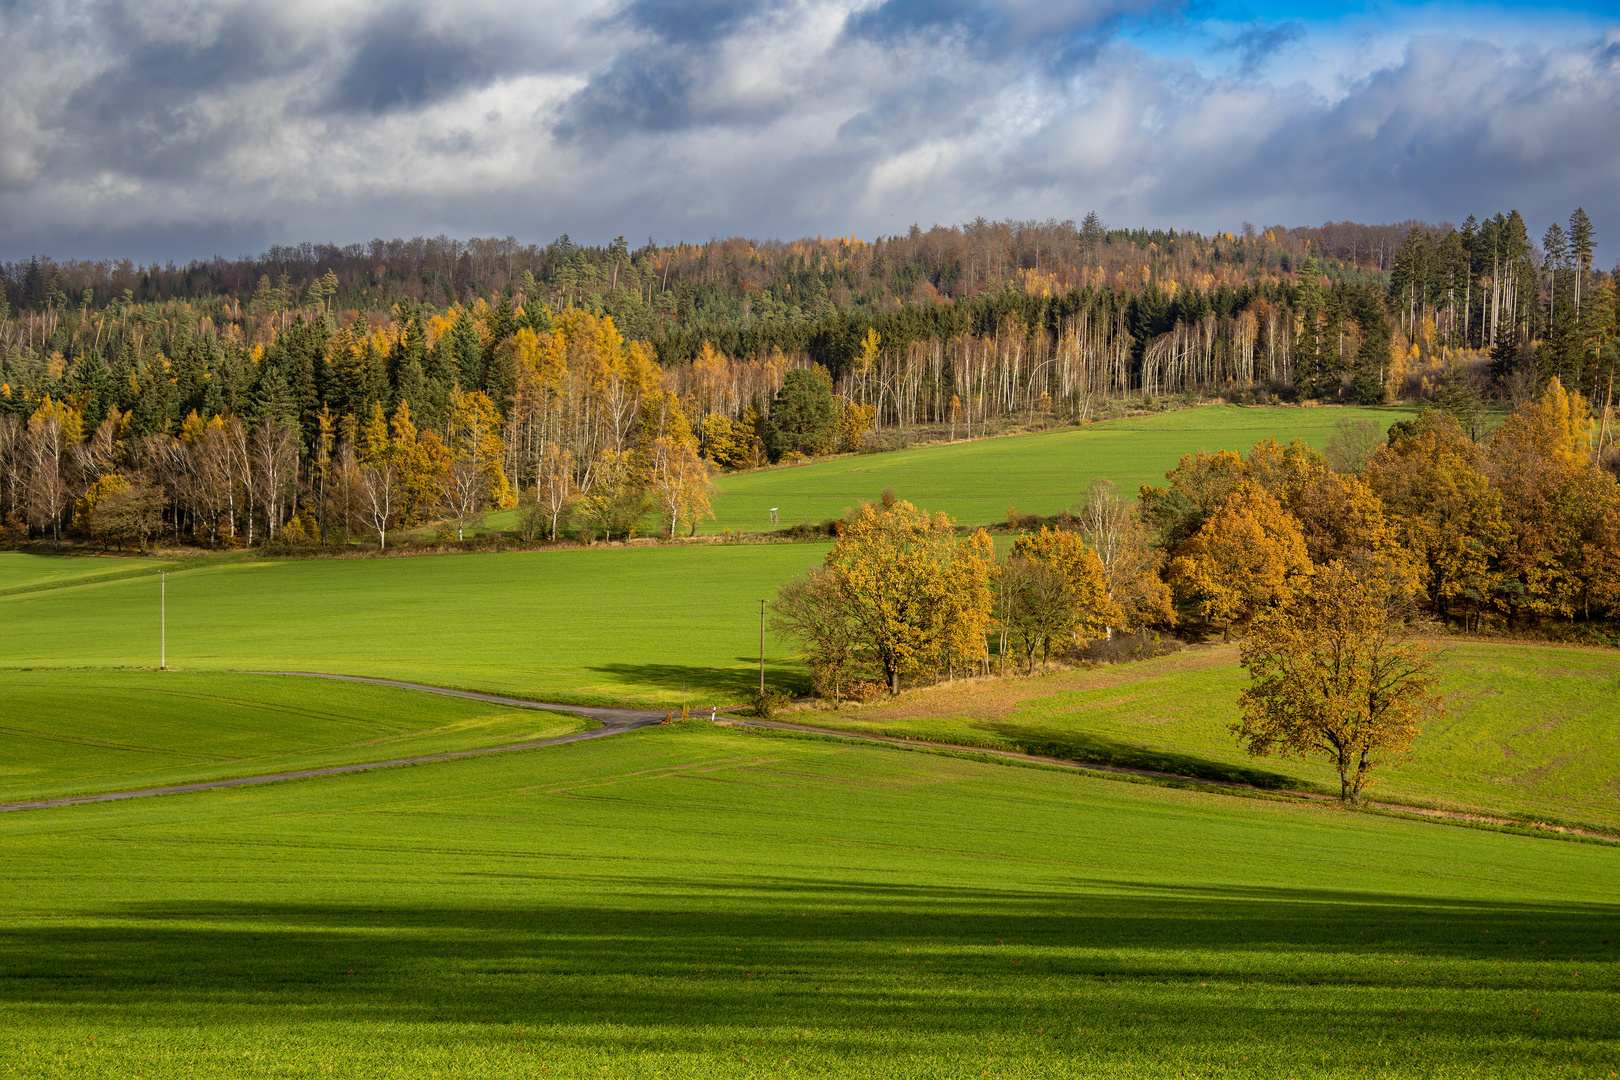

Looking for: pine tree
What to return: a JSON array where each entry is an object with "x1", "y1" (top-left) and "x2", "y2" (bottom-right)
[
  {"x1": 449, "y1": 307, "x2": 482, "y2": 390},
  {"x1": 1294, "y1": 257, "x2": 1324, "y2": 398},
  {"x1": 1568, "y1": 208, "x2": 1596, "y2": 316}
]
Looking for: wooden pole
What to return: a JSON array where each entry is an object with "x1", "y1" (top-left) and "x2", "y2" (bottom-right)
[{"x1": 758, "y1": 600, "x2": 766, "y2": 698}]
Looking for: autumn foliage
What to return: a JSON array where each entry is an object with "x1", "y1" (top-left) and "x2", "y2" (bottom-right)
[{"x1": 1235, "y1": 561, "x2": 1444, "y2": 803}]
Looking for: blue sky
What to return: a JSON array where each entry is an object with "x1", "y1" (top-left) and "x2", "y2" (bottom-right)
[{"x1": 0, "y1": 0, "x2": 1616, "y2": 262}]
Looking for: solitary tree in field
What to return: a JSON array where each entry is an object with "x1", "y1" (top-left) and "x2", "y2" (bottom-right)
[{"x1": 1234, "y1": 561, "x2": 1443, "y2": 804}]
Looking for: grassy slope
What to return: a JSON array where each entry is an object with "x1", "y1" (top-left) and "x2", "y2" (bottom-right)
[
  {"x1": 805, "y1": 641, "x2": 1620, "y2": 832},
  {"x1": 6, "y1": 544, "x2": 1616, "y2": 827},
  {"x1": 0, "y1": 545, "x2": 826, "y2": 706},
  {"x1": 0, "y1": 724, "x2": 1613, "y2": 1079},
  {"x1": 469, "y1": 403, "x2": 1417, "y2": 536},
  {"x1": 0, "y1": 671, "x2": 587, "y2": 803},
  {"x1": 706, "y1": 404, "x2": 1416, "y2": 532},
  {"x1": 0, "y1": 552, "x2": 177, "y2": 595}
]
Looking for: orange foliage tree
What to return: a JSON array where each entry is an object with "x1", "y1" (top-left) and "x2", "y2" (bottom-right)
[{"x1": 1235, "y1": 561, "x2": 1444, "y2": 803}]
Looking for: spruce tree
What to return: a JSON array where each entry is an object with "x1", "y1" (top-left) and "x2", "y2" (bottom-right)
[{"x1": 1294, "y1": 257, "x2": 1324, "y2": 398}]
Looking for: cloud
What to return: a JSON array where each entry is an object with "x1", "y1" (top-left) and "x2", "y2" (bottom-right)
[
  {"x1": 0, "y1": 0, "x2": 1617, "y2": 261},
  {"x1": 1221, "y1": 21, "x2": 1304, "y2": 77}
]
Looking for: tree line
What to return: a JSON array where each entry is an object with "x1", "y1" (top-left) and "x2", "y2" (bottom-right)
[{"x1": 773, "y1": 377, "x2": 1620, "y2": 702}]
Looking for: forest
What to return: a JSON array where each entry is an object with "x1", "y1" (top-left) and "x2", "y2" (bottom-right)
[{"x1": 1, "y1": 211, "x2": 1616, "y2": 563}]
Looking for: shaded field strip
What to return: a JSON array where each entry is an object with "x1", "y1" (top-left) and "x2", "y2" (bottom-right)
[
  {"x1": 0, "y1": 674, "x2": 667, "y2": 814},
  {"x1": 725, "y1": 717, "x2": 1620, "y2": 843}
]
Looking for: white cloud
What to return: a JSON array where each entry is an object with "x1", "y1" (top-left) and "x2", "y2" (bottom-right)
[{"x1": 1, "y1": 0, "x2": 1617, "y2": 260}]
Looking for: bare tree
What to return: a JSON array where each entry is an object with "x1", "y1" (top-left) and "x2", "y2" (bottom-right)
[
  {"x1": 188, "y1": 424, "x2": 234, "y2": 546},
  {"x1": 223, "y1": 416, "x2": 252, "y2": 544},
  {"x1": 537, "y1": 441, "x2": 575, "y2": 541},
  {"x1": 1326, "y1": 417, "x2": 1387, "y2": 474},
  {"x1": 770, "y1": 569, "x2": 862, "y2": 700},
  {"x1": 359, "y1": 457, "x2": 400, "y2": 549},
  {"x1": 140, "y1": 434, "x2": 189, "y2": 541},
  {"x1": 87, "y1": 480, "x2": 164, "y2": 552},
  {"x1": 436, "y1": 457, "x2": 488, "y2": 540},
  {"x1": 24, "y1": 415, "x2": 70, "y2": 547},
  {"x1": 997, "y1": 556, "x2": 1072, "y2": 672},
  {"x1": 0, "y1": 414, "x2": 23, "y2": 527},
  {"x1": 647, "y1": 435, "x2": 714, "y2": 538},
  {"x1": 1077, "y1": 478, "x2": 1175, "y2": 636},
  {"x1": 330, "y1": 440, "x2": 363, "y2": 544},
  {"x1": 250, "y1": 420, "x2": 299, "y2": 541}
]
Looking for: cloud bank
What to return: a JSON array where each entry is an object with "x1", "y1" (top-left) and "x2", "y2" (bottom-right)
[{"x1": 1, "y1": 0, "x2": 1617, "y2": 260}]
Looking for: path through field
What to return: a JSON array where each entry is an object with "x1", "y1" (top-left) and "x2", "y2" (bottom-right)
[{"x1": 0, "y1": 673, "x2": 667, "y2": 813}]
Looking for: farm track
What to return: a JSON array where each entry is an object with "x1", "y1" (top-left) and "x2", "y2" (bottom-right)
[
  {"x1": 0, "y1": 673, "x2": 667, "y2": 813},
  {"x1": 7, "y1": 673, "x2": 1614, "y2": 843},
  {"x1": 725, "y1": 716, "x2": 1620, "y2": 843}
]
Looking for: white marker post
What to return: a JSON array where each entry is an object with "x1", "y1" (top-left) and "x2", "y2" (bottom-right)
[{"x1": 160, "y1": 569, "x2": 166, "y2": 671}]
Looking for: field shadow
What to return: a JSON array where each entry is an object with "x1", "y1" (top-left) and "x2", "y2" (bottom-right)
[
  {"x1": 588, "y1": 662, "x2": 810, "y2": 699},
  {"x1": 979, "y1": 720, "x2": 1315, "y2": 791},
  {"x1": 0, "y1": 879, "x2": 1612, "y2": 1061}
]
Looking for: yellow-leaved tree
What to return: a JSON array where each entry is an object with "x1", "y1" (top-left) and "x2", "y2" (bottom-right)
[
  {"x1": 1169, "y1": 481, "x2": 1310, "y2": 633},
  {"x1": 637, "y1": 390, "x2": 714, "y2": 537},
  {"x1": 1001, "y1": 527, "x2": 1123, "y2": 667},
  {"x1": 1486, "y1": 377, "x2": 1603, "y2": 619},
  {"x1": 805, "y1": 497, "x2": 994, "y2": 695},
  {"x1": 1235, "y1": 560, "x2": 1443, "y2": 803},
  {"x1": 1362, "y1": 411, "x2": 1507, "y2": 625}
]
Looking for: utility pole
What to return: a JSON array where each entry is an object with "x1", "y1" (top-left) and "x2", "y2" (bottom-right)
[
  {"x1": 160, "y1": 569, "x2": 166, "y2": 671},
  {"x1": 758, "y1": 599, "x2": 766, "y2": 698}
]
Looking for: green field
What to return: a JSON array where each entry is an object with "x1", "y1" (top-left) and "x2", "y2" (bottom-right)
[
  {"x1": 803, "y1": 641, "x2": 1620, "y2": 834},
  {"x1": 469, "y1": 403, "x2": 1417, "y2": 537},
  {"x1": 0, "y1": 670, "x2": 587, "y2": 804},
  {"x1": 1, "y1": 721, "x2": 1614, "y2": 1078},
  {"x1": 707, "y1": 404, "x2": 1416, "y2": 532},
  {"x1": 0, "y1": 552, "x2": 178, "y2": 595},
  {"x1": 0, "y1": 546, "x2": 825, "y2": 707}
]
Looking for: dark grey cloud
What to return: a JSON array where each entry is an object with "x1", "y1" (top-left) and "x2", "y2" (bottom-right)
[
  {"x1": 553, "y1": 0, "x2": 803, "y2": 140},
  {"x1": 1, "y1": 0, "x2": 1618, "y2": 262},
  {"x1": 325, "y1": 18, "x2": 532, "y2": 115}
]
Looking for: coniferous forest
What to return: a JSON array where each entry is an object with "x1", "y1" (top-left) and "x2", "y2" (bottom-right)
[{"x1": 1, "y1": 212, "x2": 1615, "y2": 562}]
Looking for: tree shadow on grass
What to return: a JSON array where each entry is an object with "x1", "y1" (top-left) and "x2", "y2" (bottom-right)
[
  {"x1": 979, "y1": 720, "x2": 1317, "y2": 791},
  {"x1": 0, "y1": 881, "x2": 1613, "y2": 1075},
  {"x1": 588, "y1": 662, "x2": 811, "y2": 700},
  {"x1": 1, "y1": 882, "x2": 1612, "y2": 1039}
]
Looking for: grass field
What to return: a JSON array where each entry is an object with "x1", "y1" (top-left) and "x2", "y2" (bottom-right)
[
  {"x1": 0, "y1": 552, "x2": 178, "y2": 595},
  {"x1": 0, "y1": 721, "x2": 1614, "y2": 1078},
  {"x1": 0, "y1": 670, "x2": 587, "y2": 804},
  {"x1": 0, "y1": 545, "x2": 826, "y2": 707},
  {"x1": 6, "y1": 545, "x2": 1618, "y2": 827},
  {"x1": 705, "y1": 403, "x2": 1417, "y2": 532},
  {"x1": 468, "y1": 403, "x2": 1418, "y2": 537},
  {"x1": 803, "y1": 641, "x2": 1620, "y2": 834}
]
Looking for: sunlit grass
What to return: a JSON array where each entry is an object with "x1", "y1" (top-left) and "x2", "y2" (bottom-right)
[
  {"x1": 0, "y1": 545, "x2": 824, "y2": 706},
  {"x1": 0, "y1": 723, "x2": 1613, "y2": 1078},
  {"x1": 0, "y1": 670, "x2": 587, "y2": 803},
  {"x1": 799, "y1": 640, "x2": 1620, "y2": 832}
]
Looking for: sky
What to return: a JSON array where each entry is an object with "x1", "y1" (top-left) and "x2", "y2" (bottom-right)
[{"x1": 1, "y1": 0, "x2": 1616, "y2": 263}]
